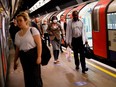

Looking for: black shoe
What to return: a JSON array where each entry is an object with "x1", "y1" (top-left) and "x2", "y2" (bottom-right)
[
  {"x1": 82, "y1": 68, "x2": 88, "y2": 73},
  {"x1": 75, "y1": 67, "x2": 79, "y2": 70}
]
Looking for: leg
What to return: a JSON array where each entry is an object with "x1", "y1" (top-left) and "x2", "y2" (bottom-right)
[
  {"x1": 79, "y1": 45, "x2": 88, "y2": 73},
  {"x1": 46, "y1": 33, "x2": 50, "y2": 46},
  {"x1": 72, "y1": 38, "x2": 79, "y2": 69},
  {"x1": 60, "y1": 45, "x2": 63, "y2": 53},
  {"x1": 73, "y1": 50, "x2": 79, "y2": 69},
  {"x1": 56, "y1": 50, "x2": 59, "y2": 60},
  {"x1": 53, "y1": 50, "x2": 58, "y2": 61},
  {"x1": 44, "y1": 34, "x2": 47, "y2": 45}
]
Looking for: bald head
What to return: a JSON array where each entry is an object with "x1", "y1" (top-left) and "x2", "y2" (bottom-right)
[{"x1": 72, "y1": 10, "x2": 79, "y2": 21}]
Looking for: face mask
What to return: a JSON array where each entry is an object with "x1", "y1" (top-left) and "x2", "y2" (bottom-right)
[{"x1": 53, "y1": 20, "x2": 57, "y2": 23}]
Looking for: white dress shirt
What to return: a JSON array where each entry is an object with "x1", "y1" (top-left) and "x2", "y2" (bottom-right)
[{"x1": 66, "y1": 19, "x2": 87, "y2": 45}]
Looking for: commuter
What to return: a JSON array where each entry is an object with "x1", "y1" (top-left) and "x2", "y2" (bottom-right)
[
  {"x1": 59, "y1": 15, "x2": 67, "y2": 35},
  {"x1": 41, "y1": 19, "x2": 50, "y2": 46},
  {"x1": 9, "y1": 19, "x2": 20, "y2": 49},
  {"x1": 59, "y1": 15, "x2": 65, "y2": 52},
  {"x1": 47, "y1": 16, "x2": 63, "y2": 64},
  {"x1": 14, "y1": 11, "x2": 43, "y2": 87},
  {"x1": 59, "y1": 15, "x2": 67, "y2": 48},
  {"x1": 31, "y1": 20, "x2": 39, "y2": 30},
  {"x1": 35, "y1": 17, "x2": 42, "y2": 34},
  {"x1": 66, "y1": 10, "x2": 88, "y2": 73}
]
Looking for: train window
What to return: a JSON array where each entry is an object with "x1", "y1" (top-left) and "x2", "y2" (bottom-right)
[
  {"x1": 107, "y1": 13, "x2": 116, "y2": 29},
  {"x1": 92, "y1": 6, "x2": 100, "y2": 32}
]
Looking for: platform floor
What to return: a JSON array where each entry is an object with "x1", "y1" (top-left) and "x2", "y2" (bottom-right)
[{"x1": 6, "y1": 47, "x2": 116, "y2": 87}]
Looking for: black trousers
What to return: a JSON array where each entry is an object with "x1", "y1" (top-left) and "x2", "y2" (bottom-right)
[
  {"x1": 72, "y1": 36, "x2": 86, "y2": 70},
  {"x1": 53, "y1": 50, "x2": 59, "y2": 60},
  {"x1": 44, "y1": 33, "x2": 50, "y2": 46},
  {"x1": 19, "y1": 48, "x2": 43, "y2": 87}
]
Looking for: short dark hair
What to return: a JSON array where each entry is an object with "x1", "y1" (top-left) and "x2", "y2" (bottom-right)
[
  {"x1": 72, "y1": 10, "x2": 78, "y2": 16},
  {"x1": 51, "y1": 16, "x2": 58, "y2": 21}
]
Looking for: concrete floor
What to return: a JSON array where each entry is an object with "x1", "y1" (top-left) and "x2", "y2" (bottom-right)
[{"x1": 6, "y1": 47, "x2": 116, "y2": 87}]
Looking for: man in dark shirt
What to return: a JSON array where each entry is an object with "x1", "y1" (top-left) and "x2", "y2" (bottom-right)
[{"x1": 9, "y1": 19, "x2": 20, "y2": 49}]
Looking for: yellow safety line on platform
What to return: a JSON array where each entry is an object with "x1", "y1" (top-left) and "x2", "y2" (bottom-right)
[
  {"x1": 63, "y1": 49, "x2": 116, "y2": 78},
  {"x1": 86, "y1": 61, "x2": 116, "y2": 78}
]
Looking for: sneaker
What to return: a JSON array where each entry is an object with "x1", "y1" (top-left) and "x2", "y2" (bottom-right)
[{"x1": 82, "y1": 68, "x2": 88, "y2": 74}]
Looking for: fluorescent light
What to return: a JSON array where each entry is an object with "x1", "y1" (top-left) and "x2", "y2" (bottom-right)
[{"x1": 29, "y1": 0, "x2": 51, "y2": 13}]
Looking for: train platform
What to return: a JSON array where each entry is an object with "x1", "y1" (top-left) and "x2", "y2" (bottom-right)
[{"x1": 6, "y1": 46, "x2": 116, "y2": 87}]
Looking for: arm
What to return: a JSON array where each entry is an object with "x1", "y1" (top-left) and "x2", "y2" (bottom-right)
[
  {"x1": 14, "y1": 46, "x2": 19, "y2": 70},
  {"x1": 66, "y1": 20, "x2": 72, "y2": 45},
  {"x1": 46, "y1": 24, "x2": 53, "y2": 35},
  {"x1": 33, "y1": 34, "x2": 42, "y2": 64}
]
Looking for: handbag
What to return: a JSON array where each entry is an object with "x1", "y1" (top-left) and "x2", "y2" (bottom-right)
[
  {"x1": 84, "y1": 44, "x2": 94, "y2": 59},
  {"x1": 30, "y1": 28, "x2": 51, "y2": 66},
  {"x1": 41, "y1": 39, "x2": 51, "y2": 65}
]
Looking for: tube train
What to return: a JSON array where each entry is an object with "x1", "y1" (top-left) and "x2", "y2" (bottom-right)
[
  {"x1": 0, "y1": 0, "x2": 116, "y2": 87},
  {"x1": 35, "y1": 0, "x2": 116, "y2": 61}
]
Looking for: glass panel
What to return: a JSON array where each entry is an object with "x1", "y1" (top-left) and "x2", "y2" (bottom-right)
[
  {"x1": 107, "y1": 13, "x2": 116, "y2": 29},
  {"x1": 92, "y1": 5, "x2": 100, "y2": 32}
]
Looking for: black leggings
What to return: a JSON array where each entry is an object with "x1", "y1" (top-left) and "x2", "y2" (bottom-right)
[{"x1": 53, "y1": 50, "x2": 59, "y2": 60}]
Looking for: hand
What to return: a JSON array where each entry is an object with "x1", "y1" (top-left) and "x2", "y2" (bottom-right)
[
  {"x1": 66, "y1": 43, "x2": 69, "y2": 47},
  {"x1": 85, "y1": 41, "x2": 88, "y2": 45},
  {"x1": 42, "y1": 34, "x2": 44, "y2": 38},
  {"x1": 14, "y1": 62, "x2": 18, "y2": 70},
  {"x1": 68, "y1": 45, "x2": 72, "y2": 49},
  {"x1": 36, "y1": 57, "x2": 41, "y2": 64}
]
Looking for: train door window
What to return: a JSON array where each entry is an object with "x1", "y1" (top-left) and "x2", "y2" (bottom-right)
[
  {"x1": 92, "y1": 5, "x2": 100, "y2": 32},
  {"x1": 107, "y1": 13, "x2": 116, "y2": 29}
]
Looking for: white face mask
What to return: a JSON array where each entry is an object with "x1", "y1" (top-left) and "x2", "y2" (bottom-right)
[
  {"x1": 53, "y1": 20, "x2": 57, "y2": 23},
  {"x1": 43, "y1": 25, "x2": 48, "y2": 30}
]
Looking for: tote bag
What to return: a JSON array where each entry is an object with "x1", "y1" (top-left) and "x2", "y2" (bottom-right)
[
  {"x1": 84, "y1": 44, "x2": 94, "y2": 59},
  {"x1": 30, "y1": 28, "x2": 51, "y2": 65}
]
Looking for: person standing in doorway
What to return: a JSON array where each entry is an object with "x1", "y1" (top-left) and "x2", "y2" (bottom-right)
[{"x1": 66, "y1": 10, "x2": 88, "y2": 73}]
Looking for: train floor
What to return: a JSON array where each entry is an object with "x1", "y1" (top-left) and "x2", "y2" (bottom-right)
[{"x1": 6, "y1": 46, "x2": 116, "y2": 87}]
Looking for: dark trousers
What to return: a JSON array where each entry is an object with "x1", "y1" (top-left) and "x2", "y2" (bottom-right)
[
  {"x1": 53, "y1": 50, "x2": 59, "y2": 60},
  {"x1": 44, "y1": 33, "x2": 50, "y2": 46},
  {"x1": 60, "y1": 44, "x2": 63, "y2": 52},
  {"x1": 19, "y1": 49, "x2": 43, "y2": 87},
  {"x1": 72, "y1": 36, "x2": 86, "y2": 70}
]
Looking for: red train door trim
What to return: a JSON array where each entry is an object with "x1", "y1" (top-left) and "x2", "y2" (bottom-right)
[{"x1": 92, "y1": 0, "x2": 111, "y2": 59}]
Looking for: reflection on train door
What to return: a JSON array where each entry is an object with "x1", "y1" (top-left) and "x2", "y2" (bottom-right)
[{"x1": 0, "y1": 14, "x2": 5, "y2": 87}]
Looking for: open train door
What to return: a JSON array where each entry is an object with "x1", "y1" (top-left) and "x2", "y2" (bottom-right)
[
  {"x1": 92, "y1": 0, "x2": 111, "y2": 59},
  {"x1": 107, "y1": 0, "x2": 116, "y2": 60},
  {"x1": 79, "y1": 1, "x2": 98, "y2": 47}
]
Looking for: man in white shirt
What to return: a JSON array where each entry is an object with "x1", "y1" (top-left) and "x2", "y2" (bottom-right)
[{"x1": 66, "y1": 10, "x2": 88, "y2": 73}]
